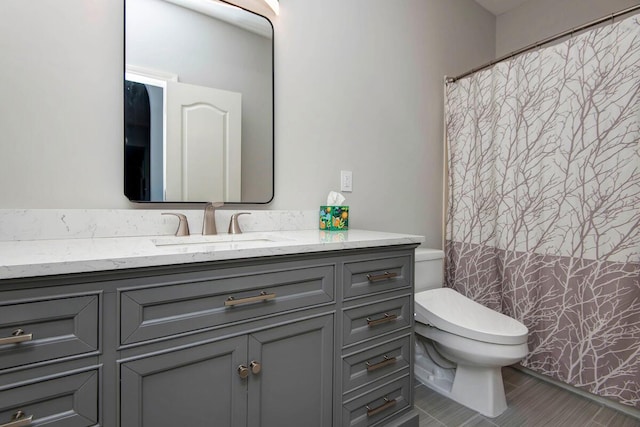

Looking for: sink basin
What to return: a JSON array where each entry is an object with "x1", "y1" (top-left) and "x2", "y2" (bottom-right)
[{"x1": 151, "y1": 233, "x2": 290, "y2": 250}]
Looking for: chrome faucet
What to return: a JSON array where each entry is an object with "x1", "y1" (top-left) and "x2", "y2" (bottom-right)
[{"x1": 203, "y1": 202, "x2": 224, "y2": 235}]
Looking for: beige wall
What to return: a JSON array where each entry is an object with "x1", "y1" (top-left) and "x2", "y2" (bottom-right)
[
  {"x1": 0, "y1": 0, "x2": 125, "y2": 209},
  {"x1": 496, "y1": 0, "x2": 640, "y2": 56},
  {"x1": 270, "y1": 0, "x2": 495, "y2": 246},
  {"x1": 0, "y1": 0, "x2": 495, "y2": 248}
]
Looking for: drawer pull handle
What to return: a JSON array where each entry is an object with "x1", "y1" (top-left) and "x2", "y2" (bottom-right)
[
  {"x1": 0, "y1": 329, "x2": 33, "y2": 346},
  {"x1": 366, "y1": 271, "x2": 398, "y2": 282},
  {"x1": 366, "y1": 313, "x2": 398, "y2": 327},
  {"x1": 366, "y1": 397, "x2": 397, "y2": 417},
  {"x1": 1, "y1": 411, "x2": 33, "y2": 427},
  {"x1": 225, "y1": 291, "x2": 276, "y2": 307},
  {"x1": 366, "y1": 355, "x2": 397, "y2": 372}
]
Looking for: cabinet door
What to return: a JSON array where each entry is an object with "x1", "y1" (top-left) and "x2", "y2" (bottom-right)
[
  {"x1": 247, "y1": 315, "x2": 334, "y2": 427},
  {"x1": 120, "y1": 336, "x2": 247, "y2": 427}
]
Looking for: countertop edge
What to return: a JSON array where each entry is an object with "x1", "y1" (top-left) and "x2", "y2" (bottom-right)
[{"x1": 0, "y1": 230, "x2": 425, "y2": 280}]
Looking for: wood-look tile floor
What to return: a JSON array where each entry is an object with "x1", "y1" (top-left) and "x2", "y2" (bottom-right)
[{"x1": 413, "y1": 367, "x2": 640, "y2": 427}]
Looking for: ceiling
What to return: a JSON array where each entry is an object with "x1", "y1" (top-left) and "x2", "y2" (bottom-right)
[{"x1": 474, "y1": 0, "x2": 529, "y2": 15}]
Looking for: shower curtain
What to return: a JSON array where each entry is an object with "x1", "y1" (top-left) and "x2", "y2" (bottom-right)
[{"x1": 444, "y1": 15, "x2": 640, "y2": 409}]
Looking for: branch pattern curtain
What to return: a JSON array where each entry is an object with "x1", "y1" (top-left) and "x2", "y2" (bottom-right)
[{"x1": 445, "y1": 15, "x2": 640, "y2": 408}]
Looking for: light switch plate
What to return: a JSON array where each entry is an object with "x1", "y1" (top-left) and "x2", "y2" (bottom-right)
[{"x1": 341, "y1": 170, "x2": 353, "y2": 192}]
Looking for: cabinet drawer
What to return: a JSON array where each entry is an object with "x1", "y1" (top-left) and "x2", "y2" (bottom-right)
[
  {"x1": 343, "y1": 255, "x2": 412, "y2": 300},
  {"x1": 120, "y1": 265, "x2": 335, "y2": 345},
  {"x1": 342, "y1": 374, "x2": 411, "y2": 427},
  {"x1": 0, "y1": 369, "x2": 99, "y2": 427},
  {"x1": 0, "y1": 294, "x2": 100, "y2": 371},
  {"x1": 342, "y1": 296, "x2": 411, "y2": 347},
  {"x1": 343, "y1": 335, "x2": 411, "y2": 394}
]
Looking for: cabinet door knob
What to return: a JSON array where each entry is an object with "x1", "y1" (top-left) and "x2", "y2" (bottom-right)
[
  {"x1": 1, "y1": 410, "x2": 33, "y2": 427},
  {"x1": 237, "y1": 365, "x2": 249, "y2": 379},
  {"x1": 0, "y1": 329, "x2": 33, "y2": 346},
  {"x1": 250, "y1": 360, "x2": 261, "y2": 375}
]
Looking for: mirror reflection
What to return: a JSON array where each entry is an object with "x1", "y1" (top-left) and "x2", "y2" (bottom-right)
[{"x1": 125, "y1": 0, "x2": 274, "y2": 203}]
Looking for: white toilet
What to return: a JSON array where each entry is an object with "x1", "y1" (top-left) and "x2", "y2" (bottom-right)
[{"x1": 413, "y1": 249, "x2": 528, "y2": 418}]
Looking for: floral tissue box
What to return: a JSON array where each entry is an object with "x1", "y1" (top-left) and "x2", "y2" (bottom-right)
[{"x1": 319, "y1": 206, "x2": 349, "y2": 230}]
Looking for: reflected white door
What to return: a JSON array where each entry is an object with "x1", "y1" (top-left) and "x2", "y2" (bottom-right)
[{"x1": 165, "y1": 81, "x2": 242, "y2": 201}]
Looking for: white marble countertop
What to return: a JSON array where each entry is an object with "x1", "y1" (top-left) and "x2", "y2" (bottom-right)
[{"x1": 0, "y1": 229, "x2": 424, "y2": 279}]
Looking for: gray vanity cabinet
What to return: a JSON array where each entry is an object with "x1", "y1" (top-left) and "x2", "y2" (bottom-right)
[
  {"x1": 120, "y1": 315, "x2": 334, "y2": 427},
  {"x1": 0, "y1": 245, "x2": 419, "y2": 427}
]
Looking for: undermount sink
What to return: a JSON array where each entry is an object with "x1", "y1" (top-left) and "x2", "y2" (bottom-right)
[{"x1": 151, "y1": 233, "x2": 290, "y2": 249}]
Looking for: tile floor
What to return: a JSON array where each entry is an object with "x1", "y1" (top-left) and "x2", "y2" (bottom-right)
[{"x1": 413, "y1": 367, "x2": 640, "y2": 426}]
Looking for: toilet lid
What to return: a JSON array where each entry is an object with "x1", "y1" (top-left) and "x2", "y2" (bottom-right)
[{"x1": 415, "y1": 288, "x2": 528, "y2": 345}]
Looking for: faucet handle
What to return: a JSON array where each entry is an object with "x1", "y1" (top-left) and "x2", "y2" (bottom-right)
[
  {"x1": 228, "y1": 212, "x2": 251, "y2": 234},
  {"x1": 162, "y1": 213, "x2": 190, "y2": 236}
]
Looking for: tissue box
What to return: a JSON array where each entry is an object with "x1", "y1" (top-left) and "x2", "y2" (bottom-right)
[{"x1": 319, "y1": 206, "x2": 349, "y2": 230}]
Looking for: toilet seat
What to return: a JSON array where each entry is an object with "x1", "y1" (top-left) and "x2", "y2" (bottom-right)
[{"x1": 415, "y1": 288, "x2": 528, "y2": 345}]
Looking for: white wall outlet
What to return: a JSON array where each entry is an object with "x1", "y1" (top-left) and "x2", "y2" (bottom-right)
[{"x1": 341, "y1": 170, "x2": 353, "y2": 192}]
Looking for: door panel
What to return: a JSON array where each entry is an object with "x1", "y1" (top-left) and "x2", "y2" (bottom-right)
[{"x1": 165, "y1": 81, "x2": 241, "y2": 201}]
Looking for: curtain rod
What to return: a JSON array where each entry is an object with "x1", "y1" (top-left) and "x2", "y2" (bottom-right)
[{"x1": 446, "y1": 4, "x2": 640, "y2": 84}]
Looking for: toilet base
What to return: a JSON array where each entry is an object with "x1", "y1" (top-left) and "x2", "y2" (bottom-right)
[
  {"x1": 414, "y1": 330, "x2": 511, "y2": 418},
  {"x1": 450, "y1": 364, "x2": 507, "y2": 417},
  {"x1": 416, "y1": 363, "x2": 508, "y2": 418}
]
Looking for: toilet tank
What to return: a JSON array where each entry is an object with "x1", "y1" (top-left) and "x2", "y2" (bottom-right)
[{"x1": 414, "y1": 248, "x2": 444, "y2": 292}]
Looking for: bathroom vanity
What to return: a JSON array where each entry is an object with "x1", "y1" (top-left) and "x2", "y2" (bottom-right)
[{"x1": 0, "y1": 228, "x2": 423, "y2": 427}]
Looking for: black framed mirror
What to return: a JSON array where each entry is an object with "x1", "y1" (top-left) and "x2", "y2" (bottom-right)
[{"x1": 124, "y1": 0, "x2": 274, "y2": 203}]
